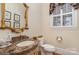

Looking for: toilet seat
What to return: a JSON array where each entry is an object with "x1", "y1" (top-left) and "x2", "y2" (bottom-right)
[{"x1": 41, "y1": 44, "x2": 55, "y2": 52}]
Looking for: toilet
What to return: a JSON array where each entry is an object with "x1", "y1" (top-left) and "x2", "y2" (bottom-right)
[
  {"x1": 41, "y1": 44, "x2": 55, "y2": 55},
  {"x1": 37, "y1": 36, "x2": 56, "y2": 55}
]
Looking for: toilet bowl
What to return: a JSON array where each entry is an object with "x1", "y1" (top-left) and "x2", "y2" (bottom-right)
[
  {"x1": 37, "y1": 36, "x2": 55, "y2": 54},
  {"x1": 41, "y1": 44, "x2": 56, "y2": 52}
]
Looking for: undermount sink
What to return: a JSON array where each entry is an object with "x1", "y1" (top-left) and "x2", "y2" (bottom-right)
[
  {"x1": 16, "y1": 41, "x2": 35, "y2": 47},
  {"x1": 41, "y1": 44, "x2": 56, "y2": 52}
]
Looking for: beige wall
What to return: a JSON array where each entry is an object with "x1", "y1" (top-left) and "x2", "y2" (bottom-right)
[
  {"x1": 0, "y1": 3, "x2": 41, "y2": 42},
  {"x1": 25, "y1": 3, "x2": 41, "y2": 37},
  {"x1": 41, "y1": 3, "x2": 79, "y2": 50}
]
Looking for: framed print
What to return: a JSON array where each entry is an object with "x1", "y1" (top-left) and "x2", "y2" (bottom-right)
[
  {"x1": 5, "y1": 21, "x2": 11, "y2": 27},
  {"x1": 14, "y1": 14, "x2": 20, "y2": 21},
  {"x1": 14, "y1": 22, "x2": 20, "y2": 29},
  {"x1": 5, "y1": 11, "x2": 11, "y2": 20}
]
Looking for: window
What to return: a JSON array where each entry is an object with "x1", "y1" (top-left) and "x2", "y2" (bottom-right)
[{"x1": 50, "y1": 3, "x2": 77, "y2": 27}]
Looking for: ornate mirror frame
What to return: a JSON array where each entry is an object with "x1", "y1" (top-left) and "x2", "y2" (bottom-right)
[
  {"x1": 0, "y1": 3, "x2": 29, "y2": 33},
  {"x1": 1, "y1": 3, "x2": 5, "y2": 28}
]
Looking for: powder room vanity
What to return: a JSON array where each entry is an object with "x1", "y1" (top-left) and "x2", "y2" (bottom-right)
[{"x1": 0, "y1": 35, "x2": 39, "y2": 55}]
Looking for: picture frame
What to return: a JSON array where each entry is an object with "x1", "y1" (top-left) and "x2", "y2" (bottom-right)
[
  {"x1": 5, "y1": 11, "x2": 11, "y2": 20},
  {"x1": 5, "y1": 21, "x2": 11, "y2": 27},
  {"x1": 14, "y1": 22, "x2": 20, "y2": 29},
  {"x1": 14, "y1": 14, "x2": 20, "y2": 21}
]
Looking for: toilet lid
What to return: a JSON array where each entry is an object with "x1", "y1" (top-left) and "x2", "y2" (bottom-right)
[
  {"x1": 41, "y1": 44, "x2": 55, "y2": 48},
  {"x1": 41, "y1": 44, "x2": 55, "y2": 52}
]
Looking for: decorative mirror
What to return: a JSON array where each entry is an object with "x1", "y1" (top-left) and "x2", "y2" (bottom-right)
[{"x1": 0, "y1": 3, "x2": 29, "y2": 33}]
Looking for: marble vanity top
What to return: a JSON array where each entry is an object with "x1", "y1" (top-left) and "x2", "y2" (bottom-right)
[
  {"x1": 0, "y1": 42, "x2": 12, "y2": 48},
  {"x1": 9, "y1": 40, "x2": 38, "y2": 54},
  {"x1": 0, "y1": 34, "x2": 39, "y2": 55},
  {"x1": 0, "y1": 43, "x2": 12, "y2": 48}
]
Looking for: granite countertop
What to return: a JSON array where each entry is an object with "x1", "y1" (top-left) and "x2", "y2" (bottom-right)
[
  {"x1": 0, "y1": 35, "x2": 39, "y2": 55},
  {"x1": 3, "y1": 40, "x2": 38, "y2": 55},
  {"x1": 10, "y1": 40, "x2": 38, "y2": 54}
]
